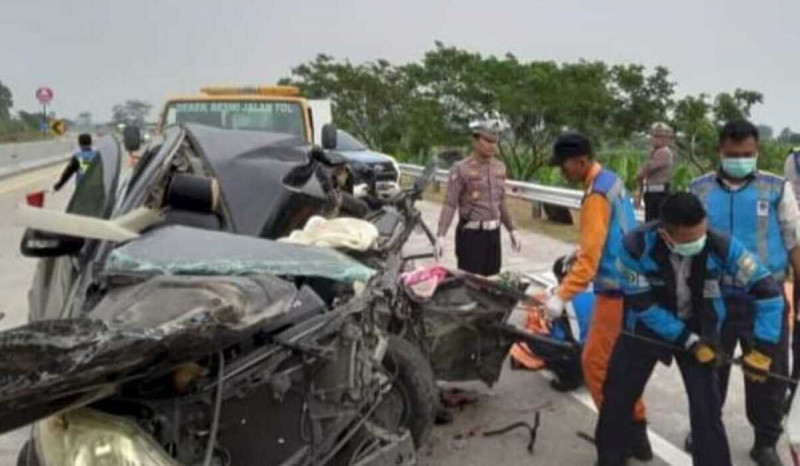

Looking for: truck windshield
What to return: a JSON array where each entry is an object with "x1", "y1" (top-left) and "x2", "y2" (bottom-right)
[{"x1": 164, "y1": 100, "x2": 305, "y2": 138}]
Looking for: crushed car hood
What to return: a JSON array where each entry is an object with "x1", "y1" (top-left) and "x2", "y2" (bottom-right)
[
  {"x1": 105, "y1": 225, "x2": 375, "y2": 284},
  {"x1": 0, "y1": 274, "x2": 303, "y2": 434}
]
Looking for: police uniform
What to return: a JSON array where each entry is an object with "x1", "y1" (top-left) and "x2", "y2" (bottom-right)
[
  {"x1": 638, "y1": 145, "x2": 674, "y2": 221},
  {"x1": 691, "y1": 171, "x2": 798, "y2": 450},
  {"x1": 437, "y1": 155, "x2": 515, "y2": 276},
  {"x1": 596, "y1": 224, "x2": 783, "y2": 466}
]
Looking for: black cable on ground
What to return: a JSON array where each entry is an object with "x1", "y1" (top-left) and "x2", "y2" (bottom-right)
[{"x1": 483, "y1": 411, "x2": 541, "y2": 453}]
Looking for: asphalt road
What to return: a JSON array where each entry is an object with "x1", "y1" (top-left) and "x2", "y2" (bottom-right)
[{"x1": 0, "y1": 166, "x2": 790, "y2": 465}]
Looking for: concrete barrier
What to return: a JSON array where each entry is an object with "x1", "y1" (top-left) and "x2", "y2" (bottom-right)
[
  {"x1": 0, "y1": 138, "x2": 73, "y2": 168},
  {"x1": 0, "y1": 138, "x2": 75, "y2": 181}
]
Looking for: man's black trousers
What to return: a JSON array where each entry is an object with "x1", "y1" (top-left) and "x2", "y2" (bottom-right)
[
  {"x1": 595, "y1": 335, "x2": 731, "y2": 466},
  {"x1": 718, "y1": 297, "x2": 789, "y2": 447},
  {"x1": 455, "y1": 227, "x2": 501, "y2": 276},
  {"x1": 643, "y1": 191, "x2": 669, "y2": 222}
]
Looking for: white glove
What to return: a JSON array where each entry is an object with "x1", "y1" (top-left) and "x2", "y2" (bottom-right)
[
  {"x1": 434, "y1": 236, "x2": 445, "y2": 260},
  {"x1": 544, "y1": 293, "x2": 565, "y2": 319},
  {"x1": 509, "y1": 230, "x2": 522, "y2": 252}
]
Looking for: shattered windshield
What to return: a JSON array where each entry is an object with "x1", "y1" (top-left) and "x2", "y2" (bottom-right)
[{"x1": 105, "y1": 225, "x2": 375, "y2": 284}]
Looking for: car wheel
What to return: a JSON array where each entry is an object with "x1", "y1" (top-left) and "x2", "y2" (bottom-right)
[{"x1": 372, "y1": 336, "x2": 437, "y2": 447}]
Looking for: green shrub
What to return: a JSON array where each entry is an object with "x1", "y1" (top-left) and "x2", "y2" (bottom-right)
[
  {"x1": 597, "y1": 149, "x2": 642, "y2": 191},
  {"x1": 671, "y1": 163, "x2": 699, "y2": 191}
]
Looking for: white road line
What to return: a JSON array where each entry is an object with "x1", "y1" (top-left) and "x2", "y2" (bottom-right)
[
  {"x1": 0, "y1": 166, "x2": 61, "y2": 195},
  {"x1": 538, "y1": 371, "x2": 693, "y2": 466}
]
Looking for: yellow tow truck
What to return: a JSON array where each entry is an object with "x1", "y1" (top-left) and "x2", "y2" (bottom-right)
[{"x1": 148, "y1": 85, "x2": 400, "y2": 199}]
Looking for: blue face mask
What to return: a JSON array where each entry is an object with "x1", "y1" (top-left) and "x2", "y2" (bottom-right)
[
  {"x1": 721, "y1": 157, "x2": 757, "y2": 179},
  {"x1": 667, "y1": 234, "x2": 707, "y2": 257}
]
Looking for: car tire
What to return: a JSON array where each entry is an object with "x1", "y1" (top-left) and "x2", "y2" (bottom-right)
[{"x1": 374, "y1": 336, "x2": 437, "y2": 447}]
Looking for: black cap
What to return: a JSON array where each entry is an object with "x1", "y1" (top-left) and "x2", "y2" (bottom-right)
[
  {"x1": 550, "y1": 132, "x2": 593, "y2": 166},
  {"x1": 78, "y1": 133, "x2": 92, "y2": 148}
]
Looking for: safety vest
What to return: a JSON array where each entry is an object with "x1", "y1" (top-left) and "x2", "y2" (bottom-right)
[
  {"x1": 690, "y1": 171, "x2": 787, "y2": 279},
  {"x1": 620, "y1": 224, "x2": 783, "y2": 348},
  {"x1": 74, "y1": 149, "x2": 98, "y2": 183},
  {"x1": 589, "y1": 169, "x2": 638, "y2": 293}
]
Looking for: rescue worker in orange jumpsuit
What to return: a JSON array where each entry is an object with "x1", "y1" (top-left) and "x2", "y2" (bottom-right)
[{"x1": 544, "y1": 132, "x2": 652, "y2": 461}]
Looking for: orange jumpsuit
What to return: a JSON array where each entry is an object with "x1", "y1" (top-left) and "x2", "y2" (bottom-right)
[{"x1": 557, "y1": 163, "x2": 646, "y2": 422}]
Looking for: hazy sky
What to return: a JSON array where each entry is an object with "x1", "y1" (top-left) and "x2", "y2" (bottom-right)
[{"x1": 2, "y1": 0, "x2": 798, "y2": 130}]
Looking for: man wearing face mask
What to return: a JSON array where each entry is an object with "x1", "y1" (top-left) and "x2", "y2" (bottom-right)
[
  {"x1": 596, "y1": 192, "x2": 783, "y2": 466},
  {"x1": 545, "y1": 132, "x2": 653, "y2": 461},
  {"x1": 690, "y1": 120, "x2": 800, "y2": 466},
  {"x1": 436, "y1": 121, "x2": 521, "y2": 276}
]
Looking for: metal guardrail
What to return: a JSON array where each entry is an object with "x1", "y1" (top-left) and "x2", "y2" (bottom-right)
[
  {"x1": 399, "y1": 163, "x2": 584, "y2": 208},
  {"x1": 399, "y1": 163, "x2": 644, "y2": 221}
]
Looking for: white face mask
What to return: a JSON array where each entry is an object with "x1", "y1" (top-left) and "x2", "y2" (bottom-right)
[
  {"x1": 662, "y1": 232, "x2": 707, "y2": 257},
  {"x1": 721, "y1": 157, "x2": 757, "y2": 179}
]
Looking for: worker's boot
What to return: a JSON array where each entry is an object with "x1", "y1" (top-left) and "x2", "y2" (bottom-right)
[
  {"x1": 628, "y1": 420, "x2": 653, "y2": 462},
  {"x1": 549, "y1": 358, "x2": 583, "y2": 392},
  {"x1": 549, "y1": 377, "x2": 582, "y2": 392},
  {"x1": 750, "y1": 444, "x2": 783, "y2": 466},
  {"x1": 683, "y1": 432, "x2": 692, "y2": 453}
]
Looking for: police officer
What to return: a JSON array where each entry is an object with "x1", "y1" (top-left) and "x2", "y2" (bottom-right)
[
  {"x1": 635, "y1": 122, "x2": 675, "y2": 221},
  {"x1": 690, "y1": 120, "x2": 800, "y2": 466},
  {"x1": 597, "y1": 192, "x2": 783, "y2": 466},
  {"x1": 544, "y1": 132, "x2": 652, "y2": 461},
  {"x1": 436, "y1": 121, "x2": 521, "y2": 276},
  {"x1": 54, "y1": 133, "x2": 99, "y2": 191}
]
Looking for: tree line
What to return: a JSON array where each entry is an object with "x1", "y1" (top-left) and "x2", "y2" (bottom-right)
[
  {"x1": 0, "y1": 79, "x2": 153, "y2": 140},
  {"x1": 280, "y1": 42, "x2": 800, "y2": 189},
  {"x1": 0, "y1": 80, "x2": 58, "y2": 140}
]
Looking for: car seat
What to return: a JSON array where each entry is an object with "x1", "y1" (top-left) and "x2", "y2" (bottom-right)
[{"x1": 163, "y1": 173, "x2": 224, "y2": 230}]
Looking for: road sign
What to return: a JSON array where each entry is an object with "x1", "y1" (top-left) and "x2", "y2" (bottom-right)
[
  {"x1": 49, "y1": 119, "x2": 66, "y2": 136},
  {"x1": 35, "y1": 87, "x2": 54, "y2": 105}
]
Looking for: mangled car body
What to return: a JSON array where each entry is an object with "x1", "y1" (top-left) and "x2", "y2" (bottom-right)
[
  {"x1": 8, "y1": 123, "x2": 573, "y2": 465},
  {"x1": 11, "y1": 125, "x2": 419, "y2": 466}
]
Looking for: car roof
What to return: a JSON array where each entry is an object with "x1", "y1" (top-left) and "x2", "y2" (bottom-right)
[{"x1": 183, "y1": 124, "x2": 324, "y2": 237}]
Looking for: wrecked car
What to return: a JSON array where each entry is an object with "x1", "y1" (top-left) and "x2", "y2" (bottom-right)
[
  {"x1": 11, "y1": 123, "x2": 572, "y2": 465},
  {"x1": 11, "y1": 124, "x2": 432, "y2": 465}
]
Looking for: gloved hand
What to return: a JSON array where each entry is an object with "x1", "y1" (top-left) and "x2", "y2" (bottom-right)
[
  {"x1": 743, "y1": 349, "x2": 772, "y2": 383},
  {"x1": 544, "y1": 293, "x2": 565, "y2": 319},
  {"x1": 434, "y1": 236, "x2": 445, "y2": 260},
  {"x1": 509, "y1": 230, "x2": 522, "y2": 252},
  {"x1": 684, "y1": 333, "x2": 717, "y2": 365}
]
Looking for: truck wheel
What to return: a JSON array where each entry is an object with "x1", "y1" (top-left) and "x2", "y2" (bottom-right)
[{"x1": 373, "y1": 335, "x2": 437, "y2": 447}]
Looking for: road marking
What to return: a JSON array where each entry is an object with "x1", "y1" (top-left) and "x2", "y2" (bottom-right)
[
  {"x1": 538, "y1": 371, "x2": 693, "y2": 466},
  {"x1": 0, "y1": 166, "x2": 62, "y2": 196}
]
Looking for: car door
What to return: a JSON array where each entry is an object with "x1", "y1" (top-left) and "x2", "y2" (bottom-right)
[{"x1": 26, "y1": 135, "x2": 122, "y2": 321}]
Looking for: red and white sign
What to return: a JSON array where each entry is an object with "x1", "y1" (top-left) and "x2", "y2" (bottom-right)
[{"x1": 35, "y1": 87, "x2": 54, "y2": 105}]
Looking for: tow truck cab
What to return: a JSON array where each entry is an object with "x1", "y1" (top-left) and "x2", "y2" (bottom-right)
[{"x1": 155, "y1": 85, "x2": 332, "y2": 145}]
